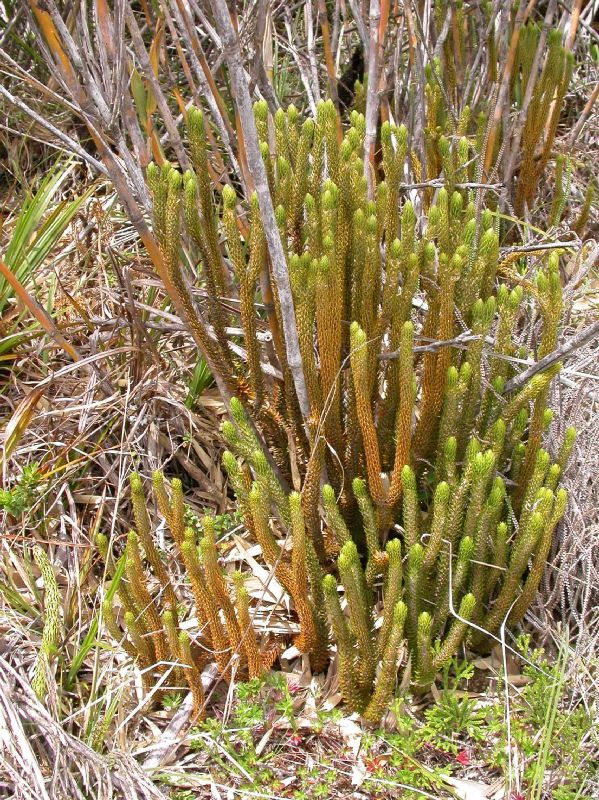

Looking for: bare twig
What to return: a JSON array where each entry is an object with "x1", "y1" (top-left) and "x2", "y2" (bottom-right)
[
  {"x1": 401, "y1": 180, "x2": 503, "y2": 191},
  {"x1": 208, "y1": 0, "x2": 311, "y2": 424},
  {"x1": 0, "y1": 84, "x2": 108, "y2": 176},
  {"x1": 317, "y1": 0, "x2": 340, "y2": 110},
  {"x1": 281, "y1": 10, "x2": 317, "y2": 113},
  {"x1": 498, "y1": 240, "x2": 579, "y2": 256},
  {"x1": 363, "y1": 0, "x2": 383, "y2": 196},
  {"x1": 483, "y1": 0, "x2": 529, "y2": 177},
  {"x1": 503, "y1": 0, "x2": 557, "y2": 193},
  {"x1": 123, "y1": 3, "x2": 189, "y2": 168},
  {"x1": 305, "y1": 0, "x2": 321, "y2": 104},
  {"x1": 503, "y1": 320, "x2": 599, "y2": 394},
  {"x1": 381, "y1": 332, "x2": 481, "y2": 360},
  {"x1": 347, "y1": 0, "x2": 369, "y2": 49},
  {"x1": 569, "y1": 80, "x2": 599, "y2": 145},
  {"x1": 162, "y1": 0, "x2": 240, "y2": 172}
]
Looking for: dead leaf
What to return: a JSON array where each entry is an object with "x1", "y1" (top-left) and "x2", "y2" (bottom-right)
[
  {"x1": 1, "y1": 386, "x2": 45, "y2": 466},
  {"x1": 210, "y1": 782, "x2": 223, "y2": 800},
  {"x1": 338, "y1": 715, "x2": 363, "y2": 757},
  {"x1": 255, "y1": 727, "x2": 274, "y2": 756},
  {"x1": 443, "y1": 776, "x2": 498, "y2": 800},
  {"x1": 142, "y1": 696, "x2": 193, "y2": 770},
  {"x1": 351, "y1": 761, "x2": 368, "y2": 787}
]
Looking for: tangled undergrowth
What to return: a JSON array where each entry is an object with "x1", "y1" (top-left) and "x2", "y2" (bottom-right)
[{"x1": 1, "y1": 1, "x2": 598, "y2": 799}]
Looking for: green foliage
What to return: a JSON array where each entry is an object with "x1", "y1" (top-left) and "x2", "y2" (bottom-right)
[
  {"x1": 65, "y1": 553, "x2": 125, "y2": 691},
  {"x1": 99, "y1": 472, "x2": 280, "y2": 712},
  {"x1": 143, "y1": 97, "x2": 574, "y2": 720},
  {"x1": 169, "y1": 791, "x2": 195, "y2": 800},
  {"x1": 0, "y1": 158, "x2": 95, "y2": 312},
  {"x1": 509, "y1": 635, "x2": 597, "y2": 798},
  {"x1": 154, "y1": 637, "x2": 593, "y2": 799},
  {"x1": 161, "y1": 692, "x2": 184, "y2": 711},
  {"x1": 184, "y1": 673, "x2": 304, "y2": 791},
  {"x1": 86, "y1": 690, "x2": 122, "y2": 753},
  {"x1": 356, "y1": 640, "x2": 596, "y2": 799},
  {"x1": 0, "y1": 462, "x2": 43, "y2": 517},
  {"x1": 422, "y1": 662, "x2": 487, "y2": 745},
  {"x1": 184, "y1": 355, "x2": 213, "y2": 408}
]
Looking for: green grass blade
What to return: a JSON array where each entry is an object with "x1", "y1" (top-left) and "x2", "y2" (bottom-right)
[
  {"x1": 530, "y1": 636, "x2": 569, "y2": 800},
  {"x1": 0, "y1": 159, "x2": 95, "y2": 312},
  {"x1": 3, "y1": 158, "x2": 75, "y2": 268},
  {"x1": 65, "y1": 554, "x2": 126, "y2": 689},
  {"x1": 185, "y1": 355, "x2": 214, "y2": 408}
]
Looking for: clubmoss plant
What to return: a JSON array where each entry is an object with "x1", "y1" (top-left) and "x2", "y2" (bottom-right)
[
  {"x1": 140, "y1": 99, "x2": 573, "y2": 720},
  {"x1": 31, "y1": 545, "x2": 61, "y2": 700},
  {"x1": 98, "y1": 473, "x2": 280, "y2": 710}
]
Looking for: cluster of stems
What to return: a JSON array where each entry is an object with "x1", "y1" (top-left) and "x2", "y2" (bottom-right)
[
  {"x1": 143, "y1": 95, "x2": 574, "y2": 720},
  {"x1": 17, "y1": 0, "x2": 583, "y2": 724},
  {"x1": 98, "y1": 473, "x2": 278, "y2": 716},
  {"x1": 514, "y1": 26, "x2": 573, "y2": 215}
]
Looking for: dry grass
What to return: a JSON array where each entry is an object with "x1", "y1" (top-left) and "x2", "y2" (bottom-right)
[
  {"x1": 0, "y1": 656, "x2": 167, "y2": 800},
  {"x1": 0, "y1": 166, "x2": 597, "y2": 800},
  {"x1": 1, "y1": 6, "x2": 598, "y2": 798}
]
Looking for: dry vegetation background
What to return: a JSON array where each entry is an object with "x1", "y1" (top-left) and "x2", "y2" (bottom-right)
[{"x1": 0, "y1": 1, "x2": 598, "y2": 799}]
